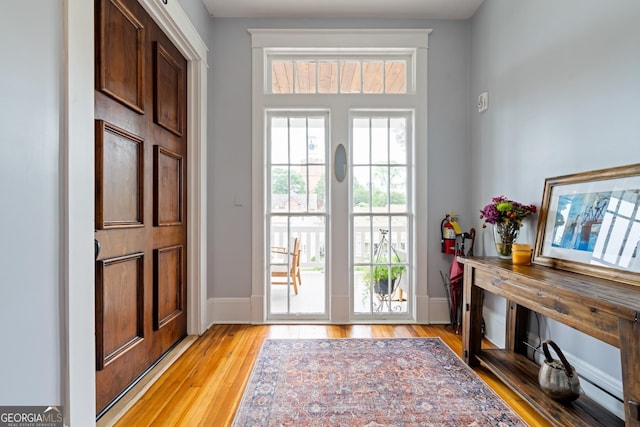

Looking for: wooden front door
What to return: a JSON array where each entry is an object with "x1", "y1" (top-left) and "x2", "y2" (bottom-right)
[{"x1": 94, "y1": 0, "x2": 187, "y2": 415}]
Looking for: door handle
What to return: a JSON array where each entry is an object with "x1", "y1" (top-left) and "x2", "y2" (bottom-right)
[{"x1": 95, "y1": 239, "x2": 101, "y2": 260}]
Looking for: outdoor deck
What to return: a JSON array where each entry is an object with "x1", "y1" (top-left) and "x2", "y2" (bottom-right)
[{"x1": 269, "y1": 270, "x2": 407, "y2": 315}]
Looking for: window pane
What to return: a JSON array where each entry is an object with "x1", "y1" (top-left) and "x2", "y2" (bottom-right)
[
  {"x1": 289, "y1": 117, "x2": 307, "y2": 164},
  {"x1": 340, "y1": 61, "x2": 361, "y2": 93},
  {"x1": 295, "y1": 60, "x2": 316, "y2": 94},
  {"x1": 272, "y1": 61, "x2": 293, "y2": 93},
  {"x1": 353, "y1": 214, "x2": 371, "y2": 313},
  {"x1": 353, "y1": 166, "x2": 371, "y2": 212},
  {"x1": 389, "y1": 117, "x2": 407, "y2": 165},
  {"x1": 318, "y1": 62, "x2": 338, "y2": 93},
  {"x1": 270, "y1": 216, "x2": 292, "y2": 313},
  {"x1": 352, "y1": 118, "x2": 370, "y2": 165},
  {"x1": 289, "y1": 165, "x2": 308, "y2": 213},
  {"x1": 371, "y1": 166, "x2": 389, "y2": 211},
  {"x1": 271, "y1": 167, "x2": 289, "y2": 212},
  {"x1": 385, "y1": 61, "x2": 406, "y2": 94},
  {"x1": 309, "y1": 165, "x2": 325, "y2": 212},
  {"x1": 308, "y1": 117, "x2": 325, "y2": 164},
  {"x1": 390, "y1": 216, "x2": 408, "y2": 253},
  {"x1": 372, "y1": 218, "x2": 391, "y2": 258},
  {"x1": 371, "y1": 117, "x2": 389, "y2": 164},
  {"x1": 271, "y1": 117, "x2": 289, "y2": 164},
  {"x1": 268, "y1": 53, "x2": 414, "y2": 95},
  {"x1": 389, "y1": 167, "x2": 407, "y2": 212},
  {"x1": 362, "y1": 61, "x2": 383, "y2": 94}
]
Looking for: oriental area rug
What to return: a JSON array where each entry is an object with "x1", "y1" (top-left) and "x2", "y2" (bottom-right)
[{"x1": 232, "y1": 338, "x2": 527, "y2": 426}]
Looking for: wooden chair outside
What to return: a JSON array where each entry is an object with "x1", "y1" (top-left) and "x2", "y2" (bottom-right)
[{"x1": 271, "y1": 237, "x2": 302, "y2": 294}]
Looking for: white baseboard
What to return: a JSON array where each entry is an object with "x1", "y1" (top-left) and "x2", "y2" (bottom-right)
[
  {"x1": 207, "y1": 297, "x2": 252, "y2": 326},
  {"x1": 427, "y1": 297, "x2": 452, "y2": 324},
  {"x1": 208, "y1": 295, "x2": 452, "y2": 325}
]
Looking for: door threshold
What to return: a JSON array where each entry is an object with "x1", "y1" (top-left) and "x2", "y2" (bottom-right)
[{"x1": 96, "y1": 335, "x2": 198, "y2": 427}]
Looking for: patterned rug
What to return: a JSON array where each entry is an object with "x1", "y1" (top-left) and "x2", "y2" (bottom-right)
[{"x1": 233, "y1": 338, "x2": 527, "y2": 426}]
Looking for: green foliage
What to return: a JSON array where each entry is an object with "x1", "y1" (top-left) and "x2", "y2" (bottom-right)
[
  {"x1": 371, "y1": 264, "x2": 405, "y2": 281},
  {"x1": 272, "y1": 168, "x2": 307, "y2": 194},
  {"x1": 362, "y1": 254, "x2": 405, "y2": 284},
  {"x1": 352, "y1": 169, "x2": 406, "y2": 208},
  {"x1": 314, "y1": 172, "x2": 325, "y2": 208}
]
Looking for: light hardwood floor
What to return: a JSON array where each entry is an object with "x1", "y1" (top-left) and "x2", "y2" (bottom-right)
[{"x1": 109, "y1": 324, "x2": 551, "y2": 426}]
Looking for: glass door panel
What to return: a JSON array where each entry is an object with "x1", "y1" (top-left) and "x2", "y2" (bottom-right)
[
  {"x1": 351, "y1": 113, "x2": 412, "y2": 317},
  {"x1": 267, "y1": 113, "x2": 328, "y2": 319}
]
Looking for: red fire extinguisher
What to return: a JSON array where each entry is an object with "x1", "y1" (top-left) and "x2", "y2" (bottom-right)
[{"x1": 441, "y1": 213, "x2": 460, "y2": 255}]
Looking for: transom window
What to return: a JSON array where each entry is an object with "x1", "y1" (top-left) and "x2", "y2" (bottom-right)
[{"x1": 266, "y1": 50, "x2": 415, "y2": 94}]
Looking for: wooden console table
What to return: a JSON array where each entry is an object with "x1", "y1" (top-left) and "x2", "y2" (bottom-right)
[{"x1": 461, "y1": 257, "x2": 640, "y2": 426}]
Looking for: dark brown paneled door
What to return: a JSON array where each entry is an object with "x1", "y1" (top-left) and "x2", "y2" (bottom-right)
[{"x1": 94, "y1": 0, "x2": 187, "y2": 415}]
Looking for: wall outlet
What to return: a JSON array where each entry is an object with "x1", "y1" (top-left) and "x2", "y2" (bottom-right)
[{"x1": 478, "y1": 91, "x2": 489, "y2": 113}]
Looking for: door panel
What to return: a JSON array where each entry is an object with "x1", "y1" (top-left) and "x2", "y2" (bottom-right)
[
  {"x1": 153, "y1": 42, "x2": 184, "y2": 136},
  {"x1": 95, "y1": 253, "x2": 144, "y2": 371},
  {"x1": 153, "y1": 245, "x2": 183, "y2": 330},
  {"x1": 266, "y1": 113, "x2": 328, "y2": 319},
  {"x1": 95, "y1": 120, "x2": 144, "y2": 229},
  {"x1": 95, "y1": 0, "x2": 187, "y2": 415},
  {"x1": 97, "y1": 0, "x2": 145, "y2": 113},
  {"x1": 351, "y1": 113, "x2": 411, "y2": 317},
  {"x1": 154, "y1": 146, "x2": 183, "y2": 226}
]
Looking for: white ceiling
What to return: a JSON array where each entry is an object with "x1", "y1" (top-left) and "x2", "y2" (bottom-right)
[{"x1": 202, "y1": 0, "x2": 484, "y2": 20}]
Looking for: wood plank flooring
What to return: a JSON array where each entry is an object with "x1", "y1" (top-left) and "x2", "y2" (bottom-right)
[{"x1": 110, "y1": 324, "x2": 551, "y2": 426}]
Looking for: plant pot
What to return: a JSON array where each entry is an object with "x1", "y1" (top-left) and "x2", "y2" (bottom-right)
[{"x1": 374, "y1": 278, "x2": 396, "y2": 295}]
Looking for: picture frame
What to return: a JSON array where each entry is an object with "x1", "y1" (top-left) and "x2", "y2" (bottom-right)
[{"x1": 533, "y1": 163, "x2": 640, "y2": 286}]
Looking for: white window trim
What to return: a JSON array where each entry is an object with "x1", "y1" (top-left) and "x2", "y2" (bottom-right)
[
  {"x1": 249, "y1": 29, "x2": 431, "y2": 49},
  {"x1": 249, "y1": 29, "x2": 431, "y2": 324}
]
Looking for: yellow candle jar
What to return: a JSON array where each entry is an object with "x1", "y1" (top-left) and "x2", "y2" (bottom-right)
[{"x1": 512, "y1": 243, "x2": 532, "y2": 265}]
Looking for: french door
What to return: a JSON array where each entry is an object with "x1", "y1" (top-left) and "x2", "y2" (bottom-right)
[
  {"x1": 265, "y1": 108, "x2": 413, "y2": 321},
  {"x1": 251, "y1": 28, "x2": 430, "y2": 323},
  {"x1": 267, "y1": 113, "x2": 328, "y2": 317},
  {"x1": 351, "y1": 113, "x2": 411, "y2": 317}
]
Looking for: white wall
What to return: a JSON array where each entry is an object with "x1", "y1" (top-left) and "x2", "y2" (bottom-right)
[
  {"x1": 0, "y1": 1, "x2": 62, "y2": 405},
  {"x1": 469, "y1": 0, "x2": 640, "y2": 417},
  {"x1": 208, "y1": 18, "x2": 471, "y2": 302},
  {"x1": 177, "y1": 0, "x2": 210, "y2": 47}
]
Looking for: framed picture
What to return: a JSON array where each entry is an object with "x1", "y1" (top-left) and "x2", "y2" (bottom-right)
[{"x1": 533, "y1": 163, "x2": 640, "y2": 286}]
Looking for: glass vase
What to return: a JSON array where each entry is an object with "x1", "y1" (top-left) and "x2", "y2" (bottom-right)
[{"x1": 493, "y1": 223, "x2": 519, "y2": 259}]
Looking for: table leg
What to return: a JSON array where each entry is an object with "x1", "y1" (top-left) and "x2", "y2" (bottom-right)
[
  {"x1": 462, "y1": 264, "x2": 483, "y2": 366},
  {"x1": 619, "y1": 317, "x2": 640, "y2": 426},
  {"x1": 506, "y1": 300, "x2": 529, "y2": 355}
]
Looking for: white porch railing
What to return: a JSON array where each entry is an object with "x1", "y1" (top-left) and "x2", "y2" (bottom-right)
[{"x1": 271, "y1": 225, "x2": 407, "y2": 269}]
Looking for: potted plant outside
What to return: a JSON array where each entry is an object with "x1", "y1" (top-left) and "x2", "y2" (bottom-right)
[{"x1": 363, "y1": 254, "x2": 406, "y2": 296}]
